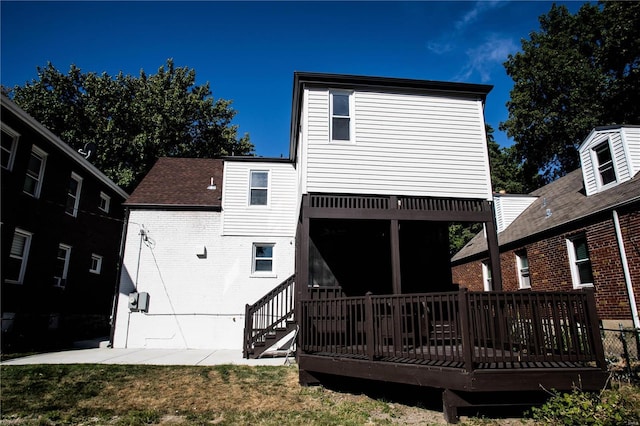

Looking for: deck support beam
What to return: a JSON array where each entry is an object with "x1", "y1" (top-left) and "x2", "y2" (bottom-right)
[{"x1": 390, "y1": 217, "x2": 401, "y2": 295}]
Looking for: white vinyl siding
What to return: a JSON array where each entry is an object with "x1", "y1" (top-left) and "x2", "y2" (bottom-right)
[
  {"x1": 222, "y1": 161, "x2": 298, "y2": 237},
  {"x1": 303, "y1": 88, "x2": 492, "y2": 199},
  {"x1": 493, "y1": 195, "x2": 538, "y2": 233},
  {"x1": 580, "y1": 127, "x2": 639, "y2": 196}
]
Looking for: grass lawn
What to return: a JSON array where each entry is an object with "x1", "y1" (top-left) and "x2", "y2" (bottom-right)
[{"x1": 0, "y1": 363, "x2": 538, "y2": 425}]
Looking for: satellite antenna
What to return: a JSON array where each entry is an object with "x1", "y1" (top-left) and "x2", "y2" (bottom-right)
[{"x1": 78, "y1": 142, "x2": 97, "y2": 161}]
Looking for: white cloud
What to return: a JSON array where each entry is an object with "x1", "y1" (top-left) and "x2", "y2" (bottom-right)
[
  {"x1": 455, "y1": 0, "x2": 508, "y2": 30},
  {"x1": 455, "y1": 36, "x2": 518, "y2": 82}
]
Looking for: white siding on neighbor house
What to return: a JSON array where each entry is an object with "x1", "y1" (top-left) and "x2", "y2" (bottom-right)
[
  {"x1": 580, "y1": 127, "x2": 639, "y2": 196},
  {"x1": 112, "y1": 209, "x2": 295, "y2": 350},
  {"x1": 302, "y1": 88, "x2": 492, "y2": 200},
  {"x1": 222, "y1": 161, "x2": 298, "y2": 237},
  {"x1": 493, "y1": 194, "x2": 538, "y2": 233},
  {"x1": 622, "y1": 127, "x2": 640, "y2": 177}
]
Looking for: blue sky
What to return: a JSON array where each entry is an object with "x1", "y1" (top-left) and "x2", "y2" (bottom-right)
[{"x1": 1, "y1": 1, "x2": 586, "y2": 158}]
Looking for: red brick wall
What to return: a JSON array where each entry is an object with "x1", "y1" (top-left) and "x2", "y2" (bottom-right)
[{"x1": 451, "y1": 209, "x2": 640, "y2": 322}]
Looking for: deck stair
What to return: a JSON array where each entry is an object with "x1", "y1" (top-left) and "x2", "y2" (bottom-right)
[{"x1": 243, "y1": 274, "x2": 296, "y2": 358}]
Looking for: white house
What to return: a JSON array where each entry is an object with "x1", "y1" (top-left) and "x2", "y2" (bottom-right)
[{"x1": 112, "y1": 72, "x2": 498, "y2": 352}]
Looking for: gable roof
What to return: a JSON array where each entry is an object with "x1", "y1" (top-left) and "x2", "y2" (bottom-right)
[
  {"x1": 1, "y1": 95, "x2": 128, "y2": 199},
  {"x1": 125, "y1": 157, "x2": 223, "y2": 210},
  {"x1": 452, "y1": 168, "x2": 640, "y2": 262}
]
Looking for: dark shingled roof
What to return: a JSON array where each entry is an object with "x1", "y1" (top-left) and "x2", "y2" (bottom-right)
[
  {"x1": 125, "y1": 157, "x2": 223, "y2": 208},
  {"x1": 452, "y1": 169, "x2": 640, "y2": 262}
]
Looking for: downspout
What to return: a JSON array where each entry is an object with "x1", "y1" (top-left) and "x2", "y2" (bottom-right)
[
  {"x1": 612, "y1": 210, "x2": 640, "y2": 329},
  {"x1": 108, "y1": 208, "x2": 130, "y2": 347}
]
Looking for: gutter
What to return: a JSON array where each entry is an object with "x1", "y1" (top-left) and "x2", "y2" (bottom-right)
[{"x1": 613, "y1": 210, "x2": 640, "y2": 329}]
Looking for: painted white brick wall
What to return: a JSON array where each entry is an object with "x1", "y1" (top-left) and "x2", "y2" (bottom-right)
[{"x1": 112, "y1": 209, "x2": 295, "y2": 350}]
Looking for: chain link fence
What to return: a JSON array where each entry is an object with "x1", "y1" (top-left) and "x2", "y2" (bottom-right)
[{"x1": 601, "y1": 326, "x2": 640, "y2": 383}]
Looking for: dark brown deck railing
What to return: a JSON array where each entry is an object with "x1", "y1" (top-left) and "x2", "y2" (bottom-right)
[
  {"x1": 299, "y1": 288, "x2": 605, "y2": 371},
  {"x1": 243, "y1": 274, "x2": 295, "y2": 358}
]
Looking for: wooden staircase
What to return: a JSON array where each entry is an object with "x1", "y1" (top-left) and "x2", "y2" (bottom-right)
[{"x1": 243, "y1": 274, "x2": 296, "y2": 358}]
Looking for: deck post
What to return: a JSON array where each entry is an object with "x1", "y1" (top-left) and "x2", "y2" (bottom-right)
[
  {"x1": 365, "y1": 292, "x2": 375, "y2": 360},
  {"x1": 485, "y1": 201, "x2": 503, "y2": 291},
  {"x1": 583, "y1": 288, "x2": 607, "y2": 369},
  {"x1": 243, "y1": 303, "x2": 251, "y2": 358},
  {"x1": 458, "y1": 287, "x2": 474, "y2": 373}
]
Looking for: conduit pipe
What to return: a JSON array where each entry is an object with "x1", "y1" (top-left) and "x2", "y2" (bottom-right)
[{"x1": 613, "y1": 210, "x2": 640, "y2": 329}]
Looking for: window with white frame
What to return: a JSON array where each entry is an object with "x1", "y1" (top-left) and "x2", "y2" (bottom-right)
[
  {"x1": 566, "y1": 235, "x2": 594, "y2": 288},
  {"x1": 593, "y1": 142, "x2": 616, "y2": 187},
  {"x1": 249, "y1": 170, "x2": 268, "y2": 206},
  {"x1": 54, "y1": 244, "x2": 71, "y2": 287},
  {"x1": 65, "y1": 173, "x2": 83, "y2": 217},
  {"x1": 515, "y1": 250, "x2": 531, "y2": 289},
  {"x1": 23, "y1": 145, "x2": 47, "y2": 197},
  {"x1": 99, "y1": 192, "x2": 110, "y2": 213},
  {"x1": 330, "y1": 90, "x2": 353, "y2": 142},
  {"x1": 252, "y1": 243, "x2": 274, "y2": 274},
  {"x1": 89, "y1": 254, "x2": 103, "y2": 274},
  {"x1": 481, "y1": 261, "x2": 492, "y2": 291},
  {"x1": 1, "y1": 123, "x2": 19, "y2": 171},
  {"x1": 6, "y1": 228, "x2": 32, "y2": 284}
]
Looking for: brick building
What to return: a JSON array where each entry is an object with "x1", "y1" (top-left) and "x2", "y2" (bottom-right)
[
  {"x1": 452, "y1": 126, "x2": 640, "y2": 329},
  {"x1": 1, "y1": 96, "x2": 128, "y2": 350}
]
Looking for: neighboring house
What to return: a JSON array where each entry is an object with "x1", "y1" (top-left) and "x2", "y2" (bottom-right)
[
  {"x1": 452, "y1": 125, "x2": 640, "y2": 330},
  {"x1": 1, "y1": 96, "x2": 128, "y2": 350},
  {"x1": 111, "y1": 157, "x2": 297, "y2": 349}
]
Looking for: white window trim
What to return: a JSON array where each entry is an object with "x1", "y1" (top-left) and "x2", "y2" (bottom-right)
[
  {"x1": 248, "y1": 170, "x2": 270, "y2": 207},
  {"x1": 329, "y1": 90, "x2": 355, "y2": 143},
  {"x1": 24, "y1": 145, "x2": 48, "y2": 198},
  {"x1": 1, "y1": 122, "x2": 19, "y2": 171},
  {"x1": 591, "y1": 140, "x2": 618, "y2": 191},
  {"x1": 54, "y1": 244, "x2": 72, "y2": 287},
  {"x1": 99, "y1": 192, "x2": 111, "y2": 213},
  {"x1": 515, "y1": 251, "x2": 531, "y2": 289},
  {"x1": 66, "y1": 172, "x2": 83, "y2": 217},
  {"x1": 566, "y1": 236, "x2": 594, "y2": 289},
  {"x1": 481, "y1": 261, "x2": 492, "y2": 291},
  {"x1": 6, "y1": 228, "x2": 32, "y2": 284},
  {"x1": 251, "y1": 243, "x2": 276, "y2": 277},
  {"x1": 90, "y1": 254, "x2": 103, "y2": 274}
]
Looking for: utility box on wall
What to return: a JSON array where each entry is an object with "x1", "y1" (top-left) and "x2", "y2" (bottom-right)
[{"x1": 128, "y1": 292, "x2": 150, "y2": 313}]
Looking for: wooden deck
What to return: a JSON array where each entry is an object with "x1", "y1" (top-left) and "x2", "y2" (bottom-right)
[{"x1": 297, "y1": 288, "x2": 608, "y2": 422}]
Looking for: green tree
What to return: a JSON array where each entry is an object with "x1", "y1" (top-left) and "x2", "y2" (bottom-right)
[
  {"x1": 5, "y1": 59, "x2": 253, "y2": 190},
  {"x1": 500, "y1": 1, "x2": 640, "y2": 190}
]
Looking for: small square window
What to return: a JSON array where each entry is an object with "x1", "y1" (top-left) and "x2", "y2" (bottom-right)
[
  {"x1": 99, "y1": 192, "x2": 111, "y2": 213},
  {"x1": 249, "y1": 171, "x2": 268, "y2": 206},
  {"x1": 253, "y1": 243, "x2": 274, "y2": 274},
  {"x1": 90, "y1": 254, "x2": 103, "y2": 274}
]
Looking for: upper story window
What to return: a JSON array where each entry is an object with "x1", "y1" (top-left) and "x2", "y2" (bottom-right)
[
  {"x1": 593, "y1": 142, "x2": 616, "y2": 187},
  {"x1": 99, "y1": 192, "x2": 111, "y2": 213},
  {"x1": 249, "y1": 170, "x2": 269, "y2": 206},
  {"x1": 6, "y1": 228, "x2": 32, "y2": 284},
  {"x1": 90, "y1": 254, "x2": 103, "y2": 274},
  {"x1": 23, "y1": 145, "x2": 47, "y2": 198},
  {"x1": 54, "y1": 244, "x2": 71, "y2": 288},
  {"x1": 566, "y1": 234, "x2": 594, "y2": 288},
  {"x1": 1, "y1": 123, "x2": 19, "y2": 171},
  {"x1": 66, "y1": 172, "x2": 83, "y2": 217},
  {"x1": 330, "y1": 90, "x2": 353, "y2": 142},
  {"x1": 515, "y1": 250, "x2": 531, "y2": 289}
]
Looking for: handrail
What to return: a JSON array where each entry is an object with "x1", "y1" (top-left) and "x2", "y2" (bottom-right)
[
  {"x1": 243, "y1": 274, "x2": 296, "y2": 358},
  {"x1": 299, "y1": 289, "x2": 606, "y2": 370}
]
